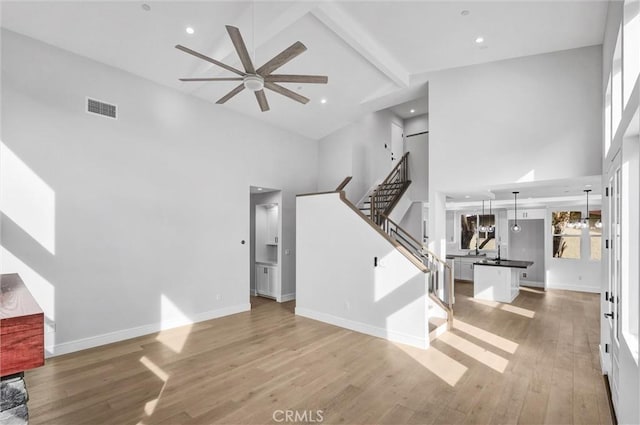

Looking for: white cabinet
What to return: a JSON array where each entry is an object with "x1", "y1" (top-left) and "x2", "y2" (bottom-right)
[
  {"x1": 266, "y1": 206, "x2": 279, "y2": 245},
  {"x1": 460, "y1": 259, "x2": 474, "y2": 281},
  {"x1": 453, "y1": 257, "x2": 475, "y2": 281},
  {"x1": 256, "y1": 264, "x2": 277, "y2": 297},
  {"x1": 507, "y1": 209, "x2": 546, "y2": 220}
]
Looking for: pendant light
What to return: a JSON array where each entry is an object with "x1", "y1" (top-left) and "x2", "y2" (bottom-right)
[
  {"x1": 488, "y1": 199, "x2": 495, "y2": 232},
  {"x1": 577, "y1": 189, "x2": 591, "y2": 229},
  {"x1": 511, "y1": 191, "x2": 521, "y2": 233},
  {"x1": 479, "y1": 200, "x2": 487, "y2": 232}
]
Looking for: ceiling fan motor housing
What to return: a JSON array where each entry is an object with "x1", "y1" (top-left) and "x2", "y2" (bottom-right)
[{"x1": 243, "y1": 74, "x2": 264, "y2": 92}]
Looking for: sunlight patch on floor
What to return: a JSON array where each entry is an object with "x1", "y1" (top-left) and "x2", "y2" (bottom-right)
[
  {"x1": 520, "y1": 286, "x2": 545, "y2": 294},
  {"x1": 438, "y1": 332, "x2": 509, "y2": 373},
  {"x1": 140, "y1": 356, "x2": 168, "y2": 382},
  {"x1": 453, "y1": 319, "x2": 519, "y2": 354},
  {"x1": 469, "y1": 297, "x2": 536, "y2": 318},
  {"x1": 393, "y1": 343, "x2": 468, "y2": 387},
  {"x1": 139, "y1": 356, "x2": 169, "y2": 417},
  {"x1": 144, "y1": 398, "x2": 159, "y2": 416}
]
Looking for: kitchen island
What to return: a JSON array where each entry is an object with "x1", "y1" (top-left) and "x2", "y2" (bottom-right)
[{"x1": 473, "y1": 259, "x2": 534, "y2": 303}]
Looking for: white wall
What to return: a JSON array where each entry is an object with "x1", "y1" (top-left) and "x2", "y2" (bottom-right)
[
  {"x1": 316, "y1": 109, "x2": 403, "y2": 203},
  {"x1": 296, "y1": 193, "x2": 428, "y2": 348},
  {"x1": 398, "y1": 201, "x2": 423, "y2": 244},
  {"x1": 508, "y1": 219, "x2": 545, "y2": 285},
  {"x1": 429, "y1": 46, "x2": 602, "y2": 194},
  {"x1": 405, "y1": 132, "x2": 429, "y2": 202},
  {"x1": 404, "y1": 114, "x2": 428, "y2": 136},
  {"x1": 0, "y1": 30, "x2": 317, "y2": 355}
]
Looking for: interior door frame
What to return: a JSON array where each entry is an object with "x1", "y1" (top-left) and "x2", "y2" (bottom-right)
[{"x1": 390, "y1": 122, "x2": 404, "y2": 168}]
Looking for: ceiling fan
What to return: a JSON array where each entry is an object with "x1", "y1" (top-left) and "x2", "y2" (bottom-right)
[{"x1": 176, "y1": 26, "x2": 328, "y2": 112}]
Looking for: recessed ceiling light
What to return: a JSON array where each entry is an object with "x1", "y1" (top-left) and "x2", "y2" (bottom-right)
[
  {"x1": 461, "y1": 10, "x2": 470, "y2": 16},
  {"x1": 585, "y1": 184, "x2": 592, "y2": 188},
  {"x1": 257, "y1": 187, "x2": 263, "y2": 191},
  {"x1": 465, "y1": 195, "x2": 471, "y2": 199},
  {"x1": 410, "y1": 109, "x2": 415, "y2": 114},
  {"x1": 141, "y1": 3, "x2": 151, "y2": 11},
  {"x1": 320, "y1": 98, "x2": 327, "y2": 104},
  {"x1": 475, "y1": 36, "x2": 484, "y2": 44},
  {"x1": 186, "y1": 27, "x2": 195, "y2": 35}
]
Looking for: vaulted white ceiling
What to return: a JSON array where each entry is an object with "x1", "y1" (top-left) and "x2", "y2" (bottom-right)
[{"x1": 1, "y1": 1, "x2": 609, "y2": 140}]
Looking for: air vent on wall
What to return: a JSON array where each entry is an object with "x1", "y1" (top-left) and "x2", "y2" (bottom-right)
[{"x1": 87, "y1": 97, "x2": 117, "y2": 119}]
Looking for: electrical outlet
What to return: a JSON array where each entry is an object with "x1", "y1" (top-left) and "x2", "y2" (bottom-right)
[
  {"x1": 216, "y1": 294, "x2": 222, "y2": 300},
  {"x1": 345, "y1": 301, "x2": 351, "y2": 311},
  {"x1": 522, "y1": 272, "x2": 527, "y2": 278},
  {"x1": 285, "y1": 249, "x2": 291, "y2": 255}
]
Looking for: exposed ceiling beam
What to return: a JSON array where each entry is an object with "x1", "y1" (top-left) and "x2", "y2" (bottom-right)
[{"x1": 310, "y1": 3, "x2": 410, "y2": 88}]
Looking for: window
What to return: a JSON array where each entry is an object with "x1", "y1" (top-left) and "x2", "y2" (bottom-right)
[
  {"x1": 460, "y1": 214, "x2": 495, "y2": 250},
  {"x1": 477, "y1": 214, "x2": 496, "y2": 250},
  {"x1": 552, "y1": 211, "x2": 582, "y2": 259},
  {"x1": 460, "y1": 215, "x2": 476, "y2": 250}
]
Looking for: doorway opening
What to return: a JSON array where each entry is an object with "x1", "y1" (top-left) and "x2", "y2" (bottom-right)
[{"x1": 249, "y1": 186, "x2": 282, "y2": 308}]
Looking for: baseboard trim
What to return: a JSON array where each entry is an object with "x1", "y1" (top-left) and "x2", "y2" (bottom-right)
[
  {"x1": 546, "y1": 283, "x2": 600, "y2": 293},
  {"x1": 280, "y1": 293, "x2": 296, "y2": 302},
  {"x1": 520, "y1": 280, "x2": 544, "y2": 288},
  {"x1": 295, "y1": 307, "x2": 427, "y2": 349},
  {"x1": 48, "y1": 303, "x2": 251, "y2": 357}
]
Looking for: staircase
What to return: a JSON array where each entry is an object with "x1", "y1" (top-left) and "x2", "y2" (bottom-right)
[
  {"x1": 345, "y1": 152, "x2": 453, "y2": 340},
  {"x1": 380, "y1": 216, "x2": 454, "y2": 339},
  {"x1": 357, "y1": 152, "x2": 411, "y2": 225}
]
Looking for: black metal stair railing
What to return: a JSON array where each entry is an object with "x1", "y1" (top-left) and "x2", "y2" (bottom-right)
[{"x1": 370, "y1": 152, "x2": 410, "y2": 226}]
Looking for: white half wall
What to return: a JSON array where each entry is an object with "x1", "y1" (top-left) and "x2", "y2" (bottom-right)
[
  {"x1": 296, "y1": 193, "x2": 428, "y2": 349},
  {"x1": 0, "y1": 30, "x2": 317, "y2": 355}
]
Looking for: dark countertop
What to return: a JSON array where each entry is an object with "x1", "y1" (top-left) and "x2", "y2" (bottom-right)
[
  {"x1": 446, "y1": 254, "x2": 488, "y2": 259},
  {"x1": 473, "y1": 259, "x2": 534, "y2": 269}
]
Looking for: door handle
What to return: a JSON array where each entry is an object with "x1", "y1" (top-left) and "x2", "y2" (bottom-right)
[{"x1": 604, "y1": 312, "x2": 614, "y2": 319}]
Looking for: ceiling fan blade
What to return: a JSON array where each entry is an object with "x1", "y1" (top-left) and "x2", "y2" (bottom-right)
[
  {"x1": 175, "y1": 44, "x2": 245, "y2": 76},
  {"x1": 264, "y1": 82, "x2": 309, "y2": 104},
  {"x1": 179, "y1": 77, "x2": 243, "y2": 82},
  {"x1": 264, "y1": 75, "x2": 328, "y2": 84},
  {"x1": 256, "y1": 41, "x2": 307, "y2": 76},
  {"x1": 225, "y1": 25, "x2": 256, "y2": 74},
  {"x1": 255, "y1": 90, "x2": 270, "y2": 112},
  {"x1": 216, "y1": 84, "x2": 245, "y2": 104}
]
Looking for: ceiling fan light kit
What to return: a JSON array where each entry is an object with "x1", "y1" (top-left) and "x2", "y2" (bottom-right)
[
  {"x1": 243, "y1": 75, "x2": 264, "y2": 92},
  {"x1": 176, "y1": 25, "x2": 328, "y2": 112}
]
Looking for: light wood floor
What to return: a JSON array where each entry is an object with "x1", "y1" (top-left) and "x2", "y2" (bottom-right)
[{"x1": 25, "y1": 284, "x2": 613, "y2": 425}]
